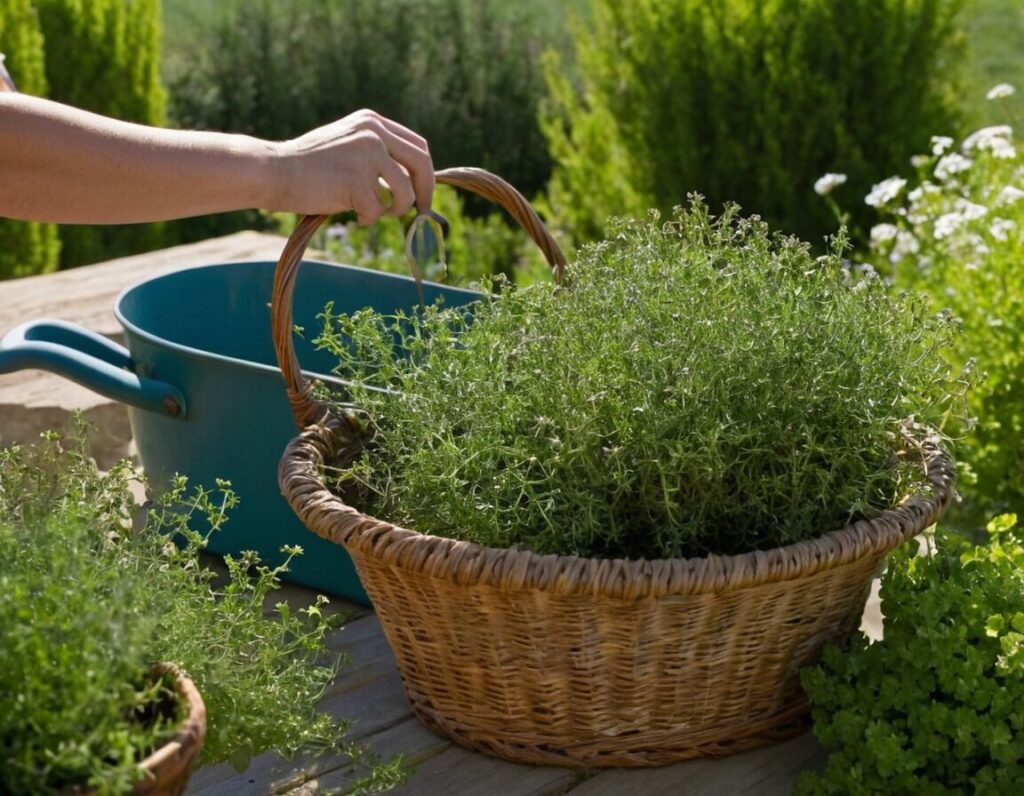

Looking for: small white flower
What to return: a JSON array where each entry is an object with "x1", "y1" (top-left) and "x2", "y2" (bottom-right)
[
  {"x1": 934, "y1": 212, "x2": 963, "y2": 240},
  {"x1": 945, "y1": 286, "x2": 957, "y2": 298},
  {"x1": 966, "y1": 232, "x2": 991, "y2": 256},
  {"x1": 911, "y1": 154, "x2": 931, "y2": 168},
  {"x1": 325, "y1": 223, "x2": 348, "y2": 243},
  {"x1": 814, "y1": 172, "x2": 847, "y2": 196},
  {"x1": 870, "y1": 223, "x2": 900, "y2": 246},
  {"x1": 865, "y1": 176, "x2": 907, "y2": 207},
  {"x1": 934, "y1": 153, "x2": 973, "y2": 181},
  {"x1": 908, "y1": 182, "x2": 940, "y2": 204},
  {"x1": 955, "y1": 198, "x2": 989, "y2": 222},
  {"x1": 990, "y1": 217, "x2": 1016, "y2": 242},
  {"x1": 931, "y1": 135, "x2": 954, "y2": 156},
  {"x1": 988, "y1": 316, "x2": 1004, "y2": 327},
  {"x1": 893, "y1": 231, "x2": 920, "y2": 259},
  {"x1": 996, "y1": 185, "x2": 1024, "y2": 206},
  {"x1": 987, "y1": 83, "x2": 1016, "y2": 100},
  {"x1": 983, "y1": 136, "x2": 1018, "y2": 159},
  {"x1": 964, "y1": 125, "x2": 1013, "y2": 148},
  {"x1": 963, "y1": 125, "x2": 1015, "y2": 158}
]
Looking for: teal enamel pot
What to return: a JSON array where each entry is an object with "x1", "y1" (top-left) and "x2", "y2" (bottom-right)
[
  {"x1": 0, "y1": 168, "x2": 564, "y2": 604},
  {"x1": 0, "y1": 258, "x2": 479, "y2": 603}
]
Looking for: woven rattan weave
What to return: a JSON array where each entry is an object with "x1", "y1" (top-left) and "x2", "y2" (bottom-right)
[{"x1": 274, "y1": 169, "x2": 955, "y2": 768}]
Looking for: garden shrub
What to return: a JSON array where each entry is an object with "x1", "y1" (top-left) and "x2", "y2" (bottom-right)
[
  {"x1": 0, "y1": 0, "x2": 60, "y2": 279},
  {"x1": 168, "y1": 0, "x2": 557, "y2": 203},
  {"x1": 542, "y1": 0, "x2": 968, "y2": 245},
  {"x1": 799, "y1": 514, "x2": 1024, "y2": 794},
  {"x1": 316, "y1": 203, "x2": 967, "y2": 560},
  {"x1": 860, "y1": 110, "x2": 1024, "y2": 530},
  {"x1": 35, "y1": 0, "x2": 168, "y2": 267}
]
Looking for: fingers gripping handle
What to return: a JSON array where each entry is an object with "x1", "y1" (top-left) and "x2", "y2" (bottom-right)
[{"x1": 271, "y1": 167, "x2": 566, "y2": 431}]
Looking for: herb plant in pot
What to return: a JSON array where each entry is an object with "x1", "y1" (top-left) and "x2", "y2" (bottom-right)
[
  {"x1": 274, "y1": 170, "x2": 963, "y2": 767},
  {"x1": 0, "y1": 426, "x2": 347, "y2": 795}
]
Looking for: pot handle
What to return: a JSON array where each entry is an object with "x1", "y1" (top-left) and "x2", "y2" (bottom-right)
[
  {"x1": 272, "y1": 167, "x2": 567, "y2": 430},
  {"x1": 0, "y1": 320, "x2": 186, "y2": 418}
]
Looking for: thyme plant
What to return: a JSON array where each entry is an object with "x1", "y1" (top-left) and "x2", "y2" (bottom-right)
[
  {"x1": 0, "y1": 425, "x2": 350, "y2": 795},
  {"x1": 318, "y1": 203, "x2": 968, "y2": 559}
]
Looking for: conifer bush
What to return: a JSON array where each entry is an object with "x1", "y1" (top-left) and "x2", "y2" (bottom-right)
[
  {"x1": 168, "y1": 0, "x2": 555, "y2": 202},
  {"x1": 542, "y1": 0, "x2": 968, "y2": 245},
  {"x1": 34, "y1": 0, "x2": 168, "y2": 267},
  {"x1": 0, "y1": 0, "x2": 60, "y2": 279}
]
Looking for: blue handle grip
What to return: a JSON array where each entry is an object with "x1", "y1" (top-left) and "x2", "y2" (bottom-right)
[{"x1": 0, "y1": 320, "x2": 186, "y2": 418}]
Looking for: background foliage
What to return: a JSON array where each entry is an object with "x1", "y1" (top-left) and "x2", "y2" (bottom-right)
[
  {"x1": 0, "y1": 0, "x2": 60, "y2": 278},
  {"x1": 35, "y1": 0, "x2": 168, "y2": 267},
  {"x1": 542, "y1": 0, "x2": 968, "y2": 246},
  {"x1": 963, "y1": 0, "x2": 1024, "y2": 127},
  {"x1": 167, "y1": 0, "x2": 560, "y2": 212},
  {"x1": 862, "y1": 115, "x2": 1024, "y2": 531}
]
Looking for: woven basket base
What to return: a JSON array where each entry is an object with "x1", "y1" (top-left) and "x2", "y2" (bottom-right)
[
  {"x1": 279, "y1": 419, "x2": 955, "y2": 771},
  {"x1": 406, "y1": 691, "x2": 812, "y2": 769}
]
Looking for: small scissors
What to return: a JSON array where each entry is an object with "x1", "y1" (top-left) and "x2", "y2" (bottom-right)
[{"x1": 404, "y1": 207, "x2": 449, "y2": 301}]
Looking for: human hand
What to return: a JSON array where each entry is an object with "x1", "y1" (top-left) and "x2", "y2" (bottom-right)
[{"x1": 270, "y1": 109, "x2": 433, "y2": 224}]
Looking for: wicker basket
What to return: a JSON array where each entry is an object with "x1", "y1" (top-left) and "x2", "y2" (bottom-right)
[
  {"x1": 77, "y1": 663, "x2": 206, "y2": 795},
  {"x1": 273, "y1": 169, "x2": 956, "y2": 768},
  {"x1": 132, "y1": 664, "x2": 206, "y2": 795}
]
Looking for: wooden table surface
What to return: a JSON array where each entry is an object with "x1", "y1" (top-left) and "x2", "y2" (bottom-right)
[{"x1": 0, "y1": 234, "x2": 838, "y2": 795}]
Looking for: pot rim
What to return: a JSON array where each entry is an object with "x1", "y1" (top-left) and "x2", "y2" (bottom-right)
[
  {"x1": 135, "y1": 663, "x2": 207, "y2": 789},
  {"x1": 113, "y1": 259, "x2": 478, "y2": 390}
]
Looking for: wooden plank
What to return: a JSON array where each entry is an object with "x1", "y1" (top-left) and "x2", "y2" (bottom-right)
[
  {"x1": 186, "y1": 629, "x2": 416, "y2": 796},
  {"x1": 325, "y1": 614, "x2": 395, "y2": 669},
  {"x1": 386, "y1": 745, "x2": 578, "y2": 796},
  {"x1": 0, "y1": 231, "x2": 293, "y2": 341},
  {"x1": 567, "y1": 732, "x2": 825, "y2": 796},
  {"x1": 280, "y1": 718, "x2": 451, "y2": 795}
]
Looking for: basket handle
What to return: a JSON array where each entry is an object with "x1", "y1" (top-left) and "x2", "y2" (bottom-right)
[{"x1": 272, "y1": 166, "x2": 567, "y2": 430}]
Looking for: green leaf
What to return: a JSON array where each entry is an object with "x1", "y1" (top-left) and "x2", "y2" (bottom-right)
[{"x1": 987, "y1": 514, "x2": 1018, "y2": 537}]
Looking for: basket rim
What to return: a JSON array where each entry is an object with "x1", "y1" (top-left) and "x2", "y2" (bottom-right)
[
  {"x1": 279, "y1": 415, "x2": 956, "y2": 600},
  {"x1": 136, "y1": 663, "x2": 207, "y2": 790}
]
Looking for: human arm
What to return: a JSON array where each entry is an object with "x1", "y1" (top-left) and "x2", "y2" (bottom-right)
[{"x1": 0, "y1": 93, "x2": 432, "y2": 225}]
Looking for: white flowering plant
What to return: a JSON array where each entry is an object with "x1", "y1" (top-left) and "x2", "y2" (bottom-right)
[{"x1": 859, "y1": 96, "x2": 1024, "y2": 529}]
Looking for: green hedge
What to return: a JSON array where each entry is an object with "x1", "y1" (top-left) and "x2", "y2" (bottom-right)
[
  {"x1": 0, "y1": 0, "x2": 60, "y2": 279},
  {"x1": 543, "y1": 0, "x2": 969, "y2": 245},
  {"x1": 35, "y1": 0, "x2": 168, "y2": 268},
  {"x1": 167, "y1": 0, "x2": 558, "y2": 205}
]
